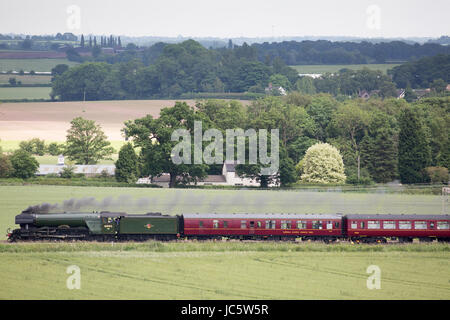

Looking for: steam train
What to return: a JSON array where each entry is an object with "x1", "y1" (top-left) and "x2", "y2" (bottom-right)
[{"x1": 7, "y1": 208, "x2": 450, "y2": 243}]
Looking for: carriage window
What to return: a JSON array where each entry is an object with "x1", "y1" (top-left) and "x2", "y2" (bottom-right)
[
  {"x1": 297, "y1": 221, "x2": 307, "y2": 229},
  {"x1": 414, "y1": 221, "x2": 427, "y2": 230},
  {"x1": 367, "y1": 221, "x2": 380, "y2": 229},
  {"x1": 326, "y1": 221, "x2": 333, "y2": 229},
  {"x1": 312, "y1": 221, "x2": 322, "y2": 229},
  {"x1": 437, "y1": 222, "x2": 450, "y2": 230},
  {"x1": 265, "y1": 220, "x2": 276, "y2": 229},
  {"x1": 361, "y1": 222, "x2": 365, "y2": 229},
  {"x1": 213, "y1": 220, "x2": 219, "y2": 229},
  {"x1": 351, "y1": 221, "x2": 358, "y2": 229},
  {"x1": 383, "y1": 221, "x2": 396, "y2": 229},
  {"x1": 430, "y1": 222, "x2": 435, "y2": 229},
  {"x1": 199, "y1": 221, "x2": 204, "y2": 227},
  {"x1": 241, "y1": 220, "x2": 247, "y2": 229},
  {"x1": 257, "y1": 221, "x2": 262, "y2": 228},
  {"x1": 334, "y1": 222, "x2": 340, "y2": 228},
  {"x1": 399, "y1": 221, "x2": 412, "y2": 229},
  {"x1": 249, "y1": 221, "x2": 255, "y2": 228},
  {"x1": 281, "y1": 221, "x2": 291, "y2": 229},
  {"x1": 223, "y1": 221, "x2": 228, "y2": 228}
]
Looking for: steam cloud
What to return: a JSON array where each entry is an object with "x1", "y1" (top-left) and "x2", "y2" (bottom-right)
[{"x1": 24, "y1": 195, "x2": 156, "y2": 213}]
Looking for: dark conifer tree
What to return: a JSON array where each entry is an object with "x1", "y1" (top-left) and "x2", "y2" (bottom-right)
[
  {"x1": 361, "y1": 113, "x2": 398, "y2": 183},
  {"x1": 115, "y1": 143, "x2": 139, "y2": 182},
  {"x1": 398, "y1": 108, "x2": 431, "y2": 183}
]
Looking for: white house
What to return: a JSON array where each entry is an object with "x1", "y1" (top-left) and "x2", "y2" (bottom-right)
[{"x1": 140, "y1": 161, "x2": 277, "y2": 187}]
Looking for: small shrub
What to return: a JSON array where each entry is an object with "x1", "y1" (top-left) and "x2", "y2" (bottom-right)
[
  {"x1": 0, "y1": 154, "x2": 14, "y2": 178},
  {"x1": 425, "y1": 167, "x2": 449, "y2": 184},
  {"x1": 9, "y1": 150, "x2": 39, "y2": 179},
  {"x1": 60, "y1": 165, "x2": 75, "y2": 179}
]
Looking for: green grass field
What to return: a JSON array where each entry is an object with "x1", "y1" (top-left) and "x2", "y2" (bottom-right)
[
  {"x1": 0, "y1": 87, "x2": 52, "y2": 99},
  {"x1": 0, "y1": 74, "x2": 51, "y2": 84},
  {"x1": 0, "y1": 242, "x2": 448, "y2": 299},
  {"x1": 0, "y1": 59, "x2": 79, "y2": 72},
  {"x1": 291, "y1": 64, "x2": 401, "y2": 75},
  {"x1": 0, "y1": 185, "x2": 448, "y2": 299}
]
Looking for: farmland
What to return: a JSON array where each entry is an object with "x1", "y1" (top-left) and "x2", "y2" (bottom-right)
[
  {"x1": 0, "y1": 183, "x2": 448, "y2": 300},
  {"x1": 0, "y1": 242, "x2": 449, "y2": 299},
  {"x1": 0, "y1": 100, "x2": 248, "y2": 141},
  {"x1": 0, "y1": 59, "x2": 79, "y2": 72},
  {"x1": 0, "y1": 87, "x2": 52, "y2": 100},
  {"x1": 291, "y1": 64, "x2": 401, "y2": 75},
  {"x1": 0, "y1": 74, "x2": 52, "y2": 84}
]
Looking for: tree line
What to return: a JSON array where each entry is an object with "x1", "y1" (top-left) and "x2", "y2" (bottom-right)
[
  {"x1": 51, "y1": 40, "x2": 298, "y2": 100},
  {"x1": 389, "y1": 54, "x2": 450, "y2": 89},
  {"x1": 1, "y1": 94, "x2": 448, "y2": 186},
  {"x1": 117, "y1": 94, "x2": 449, "y2": 187},
  {"x1": 250, "y1": 40, "x2": 450, "y2": 65},
  {"x1": 51, "y1": 39, "x2": 450, "y2": 101}
]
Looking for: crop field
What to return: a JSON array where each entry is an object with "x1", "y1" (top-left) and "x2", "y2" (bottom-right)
[
  {"x1": 0, "y1": 242, "x2": 449, "y2": 299},
  {"x1": 291, "y1": 64, "x2": 401, "y2": 75},
  {"x1": 0, "y1": 74, "x2": 52, "y2": 84},
  {"x1": 0, "y1": 87, "x2": 52, "y2": 100},
  {"x1": 0, "y1": 59, "x2": 79, "y2": 72},
  {"x1": 0, "y1": 100, "x2": 251, "y2": 141}
]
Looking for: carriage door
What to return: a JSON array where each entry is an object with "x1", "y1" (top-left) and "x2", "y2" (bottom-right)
[
  {"x1": 249, "y1": 221, "x2": 255, "y2": 235},
  {"x1": 326, "y1": 221, "x2": 333, "y2": 230}
]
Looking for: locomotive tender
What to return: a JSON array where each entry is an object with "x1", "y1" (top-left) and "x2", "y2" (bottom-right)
[{"x1": 7, "y1": 208, "x2": 450, "y2": 243}]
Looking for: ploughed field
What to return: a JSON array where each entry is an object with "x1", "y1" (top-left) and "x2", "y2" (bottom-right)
[{"x1": 0, "y1": 100, "x2": 200, "y2": 140}]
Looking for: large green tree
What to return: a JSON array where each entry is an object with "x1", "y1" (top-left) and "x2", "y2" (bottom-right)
[
  {"x1": 65, "y1": 117, "x2": 115, "y2": 165},
  {"x1": 123, "y1": 102, "x2": 208, "y2": 188},
  {"x1": 328, "y1": 102, "x2": 369, "y2": 182},
  {"x1": 361, "y1": 112, "x2": 398, "y2": 182},
  {"x1": 300, "y1": 143, "x2": 346, "y2": 184},
  {"x1": 10, "y1": 150, "x2": 39, "y2": 179},
  {"x1": 52, "y1": 62, "x2": 111, "y2": 101}
]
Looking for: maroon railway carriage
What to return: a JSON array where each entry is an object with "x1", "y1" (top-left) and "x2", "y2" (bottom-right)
[
  {"x1": 182, "y1": 213, "x2": 344, "y2": 241},
  {"x1": 345, "y1": 214, "x2": 450, "y2": 243}
]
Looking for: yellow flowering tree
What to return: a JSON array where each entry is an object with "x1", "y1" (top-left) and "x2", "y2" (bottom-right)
[{"x1": 300, "y1": 143, "x2": 346, "y2": 184}]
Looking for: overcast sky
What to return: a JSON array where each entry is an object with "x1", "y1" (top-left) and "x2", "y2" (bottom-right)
[{"x1": 1, "y1": 0, "x2": 449, "y2": 38}]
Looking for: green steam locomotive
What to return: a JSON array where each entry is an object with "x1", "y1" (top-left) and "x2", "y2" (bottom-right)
[{"x1": 8, "y1": 208, "x2": 181, "y2": 242}]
